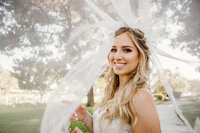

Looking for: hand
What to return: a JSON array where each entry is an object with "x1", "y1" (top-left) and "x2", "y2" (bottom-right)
[
  {"x1": 68, "y1": 127, "x2": 83, "y2": 133},
  {"x1": 69, "y1": 104, "x2": 89, "y2": 122}
]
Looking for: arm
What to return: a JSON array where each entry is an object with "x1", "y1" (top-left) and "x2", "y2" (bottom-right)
[
  {"x1": 82, "y1": 112, "x2": 94, "y2": 133},
  {"x1": 70, "y1": 105, "x2": 94, "y2": 133},
  {"x1": 130, "y1": 89, "x2": 161, "y2": 133}
]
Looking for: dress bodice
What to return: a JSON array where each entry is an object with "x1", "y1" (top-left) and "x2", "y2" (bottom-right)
[{"x1": 93, "y1": 108, "x2": 132, "y2": 133}]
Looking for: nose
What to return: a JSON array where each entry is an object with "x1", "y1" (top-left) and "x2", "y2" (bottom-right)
[{"x1": 114, "y1": 51, "x2": 123, "y2": 60}]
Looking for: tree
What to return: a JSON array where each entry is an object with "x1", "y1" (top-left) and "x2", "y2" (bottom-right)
[
  {"x1": 87, "y1": 87, "x2": 94, "y2": 106},
  {"x1": 152, "y1": 73, "x2": 168, "y2": 100},
  {"x1": 13, "y1": 57, "x2": 67, "y2": 101},
  {"x1": 153, "y1": 70, "x2": 190, "y2": 99},
  {"x1": 0, "y1": 0, "x2": 106, "y2": 102},
  {"x1": 164, "y1": 70, "x2": 190, "y2": 92},
  {"x1": 188, "y1": 79, "x2": 200, "y2": 95},
  {"x1": 0, "y1": 66, "x2": 18, "y2": 95},
  {"x1": 154, "y1": 0, "x2": 200, "y2": 59}
]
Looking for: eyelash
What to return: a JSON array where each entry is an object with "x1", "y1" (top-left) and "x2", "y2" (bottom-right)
[
  {"x1": 111, "y1": 49, "x2": 116, "y2": 52},
  {"x1": 110, "y1": 49, "x2": 132, "y2": 52},
  {"x1": 124, "y1": 49, "x2": 132, "y2": 52}
]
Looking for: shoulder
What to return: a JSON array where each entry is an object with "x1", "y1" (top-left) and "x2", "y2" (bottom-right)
[
  {"x1": 131, "y1": 89, "x2": 161, "y2": 132},
  {"x1": 131, "y1": 89, "x2": 156, "y2": 115},
  {"x1": 132, "y1": 89, "x2": 154, "y2": 105},
  {"x1": 134, "y1": 88, "x2": 152, "y2": 97}
]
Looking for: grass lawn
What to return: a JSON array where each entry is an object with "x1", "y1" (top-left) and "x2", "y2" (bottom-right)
[
  {"x1": 180, "y1": 103, "x2": 200, "y2": 128},
  {"x1": 0, "y1": 104, "x2": 92, "y2": 133},
  {"x1": 1, "y1": 102, "x2": 199, "y2": 133}
]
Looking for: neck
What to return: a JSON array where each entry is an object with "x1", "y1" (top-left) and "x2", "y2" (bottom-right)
[{"x1": 118, "y1": 75, "x2": 130, "y2": 89}]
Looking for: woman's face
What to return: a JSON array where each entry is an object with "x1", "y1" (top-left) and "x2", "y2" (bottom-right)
[{"x1": 108, "y1": 33, "x2": 139, "y2": 76}]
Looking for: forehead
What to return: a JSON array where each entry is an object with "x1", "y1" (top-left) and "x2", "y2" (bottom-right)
[{"x1": 113, "y1": 33, "x2": 135, "y2": 47}]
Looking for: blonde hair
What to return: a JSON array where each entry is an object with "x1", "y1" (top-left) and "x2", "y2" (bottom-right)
[{"x1": 95, "y1": 27, "x2": 151, "y2": 132}]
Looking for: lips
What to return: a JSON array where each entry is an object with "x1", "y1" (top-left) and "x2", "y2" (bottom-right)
[{"x1": 114, "y1": 62, "x2": 126, "y2": 69}]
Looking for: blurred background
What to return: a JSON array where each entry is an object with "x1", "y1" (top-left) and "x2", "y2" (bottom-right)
[{"x1": 0, "y1": 0, "x2": 199, "y2": 133}]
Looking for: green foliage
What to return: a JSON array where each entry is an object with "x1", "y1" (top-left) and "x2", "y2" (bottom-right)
[
  {"x1": 69, "y1": 121, "x2": 89, "y2": 133},
  {"x1": 154, "y1": 93, "x2": 164, "y2": 101},
  {"x1": 152, "y1": 73, "x2": 168, "y2": 100}
]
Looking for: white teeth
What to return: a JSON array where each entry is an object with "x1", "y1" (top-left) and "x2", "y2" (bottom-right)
[{"x1": 115, "y1": 63, "x2": 124, "y2": 66}]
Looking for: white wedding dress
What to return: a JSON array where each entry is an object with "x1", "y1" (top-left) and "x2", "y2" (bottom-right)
[{"x1": 93, "y1": 108, "x2": 132, "y2": 133}]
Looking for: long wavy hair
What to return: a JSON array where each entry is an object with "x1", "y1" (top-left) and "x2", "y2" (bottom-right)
[{"x1": 95, "y1": 27, "x2": 151, "y2": 133}]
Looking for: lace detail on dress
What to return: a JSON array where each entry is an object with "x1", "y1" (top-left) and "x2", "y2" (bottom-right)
[{"x1": 93, "y1": 109, "x2": 132, "y2": 133}]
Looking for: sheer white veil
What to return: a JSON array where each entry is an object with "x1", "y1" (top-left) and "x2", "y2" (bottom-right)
[{"x1": 40, "y1": 0, "x2": 200, "y2": 133}]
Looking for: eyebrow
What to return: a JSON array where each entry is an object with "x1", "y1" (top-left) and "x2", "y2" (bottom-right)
[{"x1": 112, "y1": 46, "x2": 133, "y2": 48}]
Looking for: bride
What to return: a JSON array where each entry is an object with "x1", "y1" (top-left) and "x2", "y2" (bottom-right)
[{"x1": 69, "y1": 27, "x2": 161, "y2": 133}]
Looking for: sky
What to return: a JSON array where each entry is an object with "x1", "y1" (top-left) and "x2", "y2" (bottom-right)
[
  {"x1": 0, "y1": 54, "x2": 13, "y2": 71},
  {"x1": 157, "y1": 42, "x2": 200, "y2": 80}
]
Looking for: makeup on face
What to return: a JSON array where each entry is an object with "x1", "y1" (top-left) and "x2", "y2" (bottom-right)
[{"x1": 109, "y1": 33, "x2": 139, "y2": 76}]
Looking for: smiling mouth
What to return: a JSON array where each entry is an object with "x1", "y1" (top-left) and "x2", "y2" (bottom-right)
[{"x1": 114, "y1": 62, "x2": 126, "y2": 67}]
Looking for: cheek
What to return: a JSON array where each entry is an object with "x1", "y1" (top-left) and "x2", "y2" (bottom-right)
[
  {"x1": 128, "y1": 54, "x2": 139, "y2": 66},
  {"x1": 128, "y1": 54, "x2": 138, "y2": 61}
]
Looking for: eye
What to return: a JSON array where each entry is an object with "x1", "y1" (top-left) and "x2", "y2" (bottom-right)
[
  {"x1": 123, "y1": 49, "x2": 132, "y2": 52},
  {"x1": 110, "y1": 48, "x2": 117, "y2": 52}
]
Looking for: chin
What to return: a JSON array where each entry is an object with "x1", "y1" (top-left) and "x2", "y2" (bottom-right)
[{"x1": 114, "y1": 71, "x2": 127, "y2": 76}]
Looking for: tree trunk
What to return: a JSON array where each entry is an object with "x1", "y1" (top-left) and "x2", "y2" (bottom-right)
[
  {"x1": 87, "y1": 87, "x2": 94, "y2": 106},
  {"x1": 39, "y1": 90, "x2": 45, "y2": 103}
]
